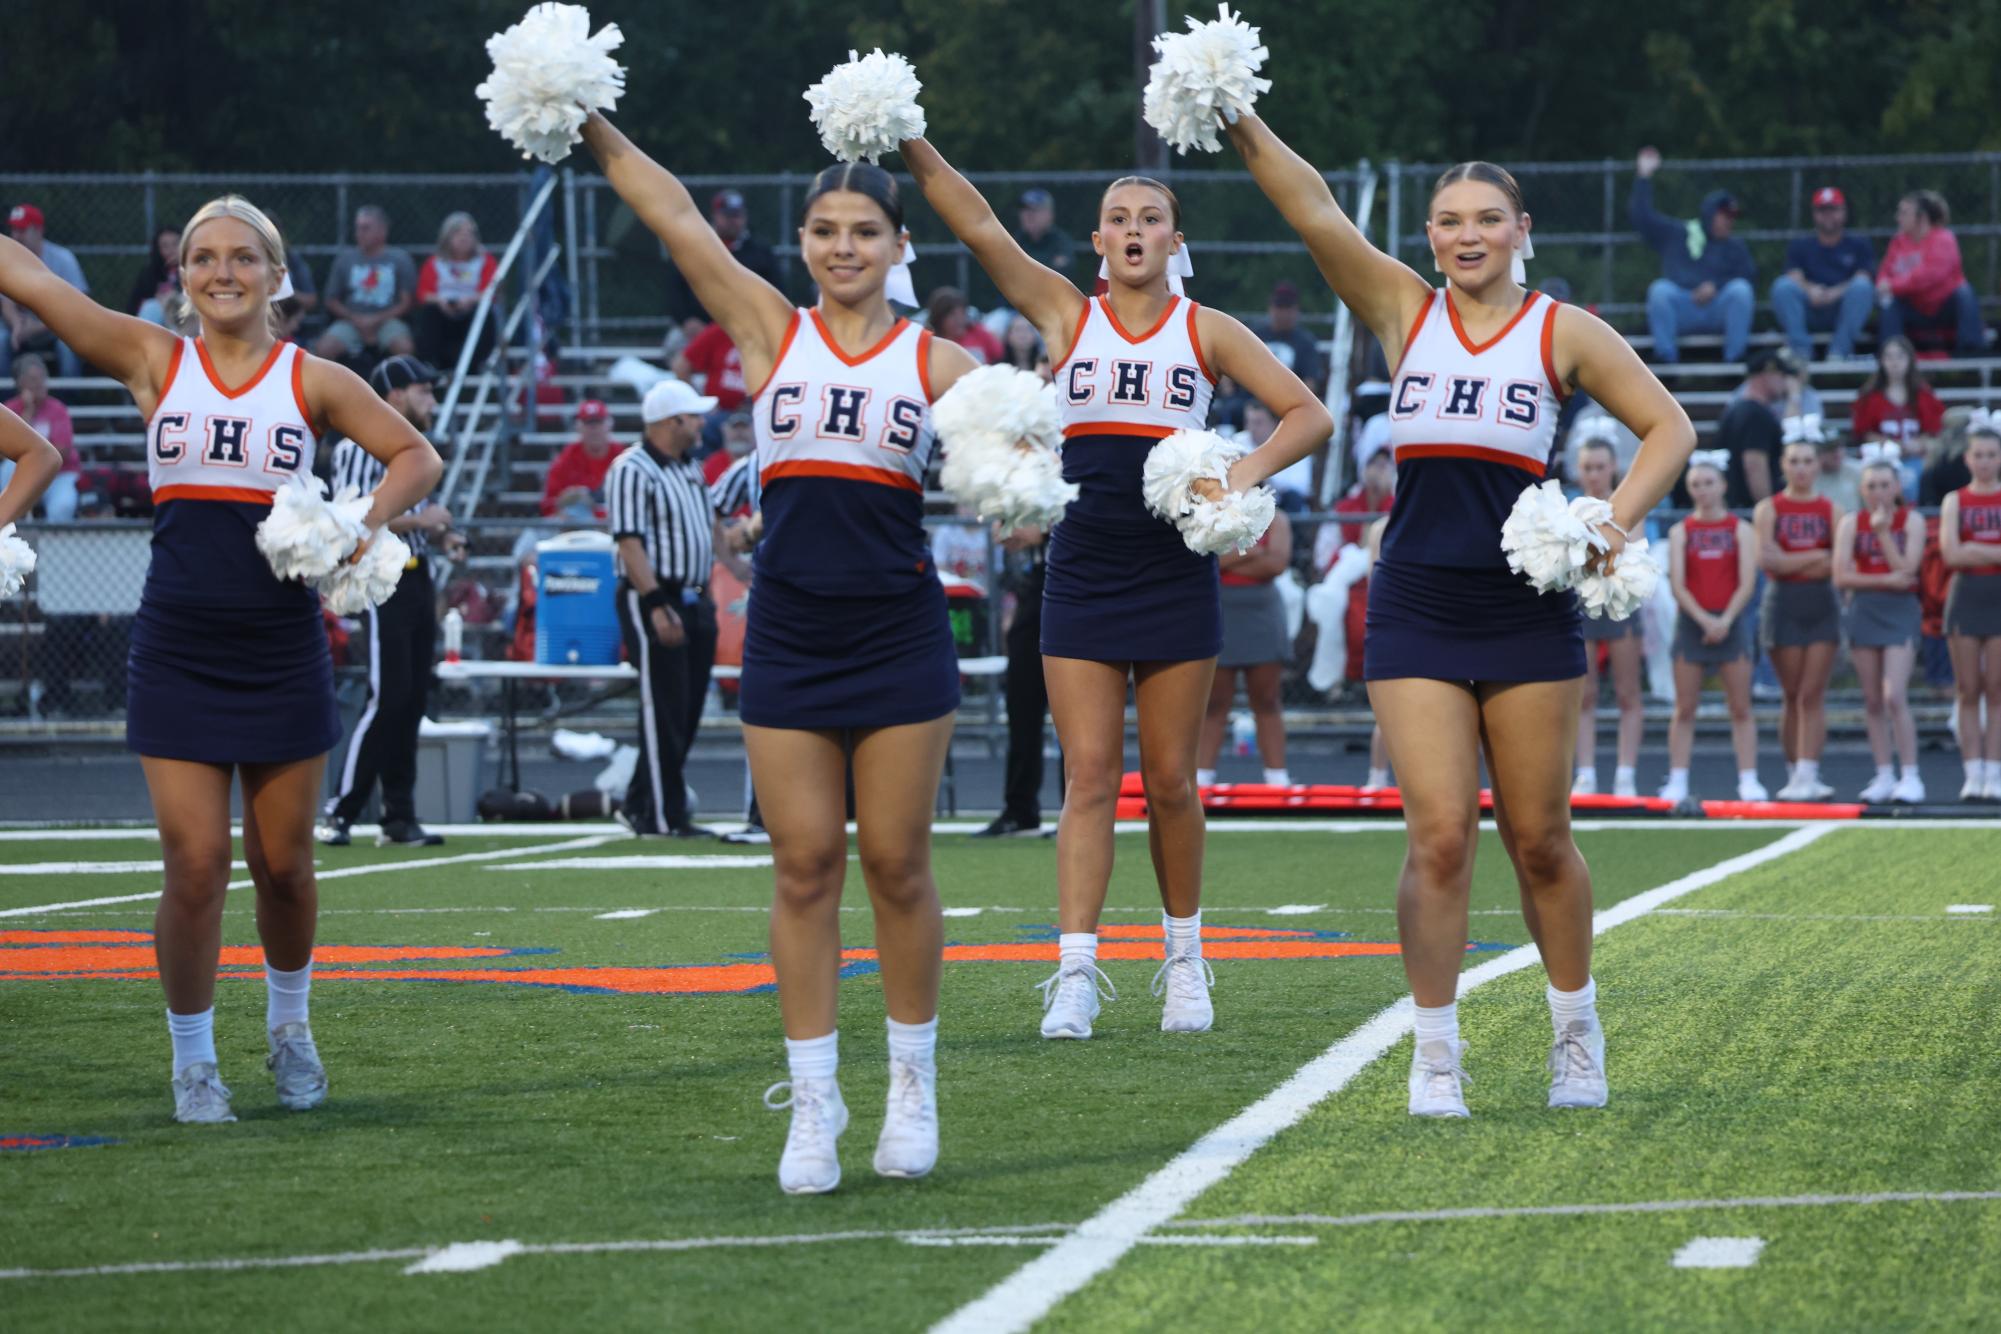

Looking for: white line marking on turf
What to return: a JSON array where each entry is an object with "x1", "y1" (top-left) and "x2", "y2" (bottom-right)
[
  {"x1": 1177, "y1": 1189, "x2": 2001, "y2": 1230},
  {"x1": 1657, "y1": 908, "x2": 1997, "y2": 923},
  {"x1": 1947, "y1": 904, "x2": 1994, "y2": 914},
  {"x1": 403, "y1": 1240, "x2": 525, "y2": 1275},
  {"x1": 942, "y1": 907, "x2": 984, "y2": 918},
  {"x1": 929, "y1": 824, "x2": 1836, "y2": 1334},
  {"x1": 0, "y1": 835, "x2": 621, "y2": 919},
  {"x1": 594, "y1": 908, "x2": 660, "y2": 920},
  {"x1": 902, "y1": 1235, "x2": 1317, "y2": 1249},
  {"x1": 1672, "y1": 1236, "x2": 1765, "y2": 1269},
  {"x1": 492, "y1": 856, "x2": 773, "y2": 871},
  {"x1": 1265, "y1": 904, "x2": 1325, "y2": 916},
  {"x1": 0, "y1": 860, "x2": 247, "y2": 876}
]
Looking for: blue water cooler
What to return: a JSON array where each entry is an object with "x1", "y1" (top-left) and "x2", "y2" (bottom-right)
[{"x1": 535, "y1": 531, "x2": 621, "y2": 666}]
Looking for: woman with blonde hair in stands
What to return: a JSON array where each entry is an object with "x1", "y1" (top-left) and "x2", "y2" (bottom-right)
[
  {"x1": 415, "y1": 211, "x2": 498, "y2": 372},
  {"x1": 1570, "y1": 436, "x2": 1644, "y2": 800},
  {"x1": 0, "y1": 196, "x2": 440, "y2": 1124},
  {"x1": 1940, "y1": 421, "x2": 2001, "y2": 800},
  {"x1": 1834, "y1": 457, "x2": 1926, "y2": 803},
  {"x1": 1663, "y1": 452, "x2": 1762, "y2": 805}
]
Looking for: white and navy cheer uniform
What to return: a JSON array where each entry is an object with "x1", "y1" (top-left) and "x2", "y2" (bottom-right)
[
  {"x1": 741, "y1": 309, "x2": 958, "y2": 729},
  {"x1": 1367, "y1": 289, "x2": 1582, "y2": 681},
  {"x1": 129, "y1": 338, "x2": 340, "y2": 762},
  {"x1": 1045, "y1": 295, "x2": 1218, "y2": 661}
]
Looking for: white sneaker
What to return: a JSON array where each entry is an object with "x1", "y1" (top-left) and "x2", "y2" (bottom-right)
[
  {"x1": 266, "y1": 1022, "x2": 327, "y2": 1111},
  {"x1": 1037, "y1": 960, "x2": 1116, "y2": 1039},
  {"x1": 1802, "y1": 779, "x2": 1835, "y2": 801},
  {"x1": 1891, "y1": 772, "x2": 1927, "y2": 804},
  {"x1": 1612, "y1": 775, "x2": 1639, "y2": 800},
  {"x1": 1570, "y1": 772, "x2": 1597, "y2": 797},
  {"x1": 873, "y1": 1057, "x2": 938, "y2": 1180},
  {"x1": 765, "y1": 1077, "x2": 847, "y2": 1195},
  {"x1": 1547, "y1": 1017, "x2": 1608, "y2": 1109},
  {"x1": 1151, "y1": 952, "x2": 1216, "y2": 1034},
  {"x1": 1857, "y1": 772, "x2": 1898, "y2": 804},
  {"x1": 1775, "y1": 778, "x2": 1811, "y2": 801},
  {"x1": 1737, "y1": 775, "x2": 1770, "y2": 802},
  {"x1": 1407, "y1": 1039, "x2": 1470, "y2": 1118},
  {"x1": 1961, "y1": 771, "x2": 1985, "y2": 802},
  {"x1": 1657, "y1": 778, "x2": 1689, "y2": 804},
  {"x1": 1984, "y1": 768, "x2": 2001, "y2": 802},
  {"x1": 171, "y1": 1062, "x2": 236, "y2": 1124}
]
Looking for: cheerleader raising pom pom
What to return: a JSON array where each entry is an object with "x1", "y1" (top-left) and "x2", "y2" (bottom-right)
[
  {"x1": 317, "y1": 530, "x2": 414, "y2": 615},
  {"x1": 804, "y1": 49, "x2": 926, "y2": 163},
  {"x1": 255, "y1": 475, "x2": 372, "y2": 583},
  {"x1": 933, "y1": 365, "x2": 1077, "y2": 531},
  {"x1": 476, "y1": 3, "x2": 626, "y2": 163},
  {"x1": 1142, "y1": 4, "x2": 1272, "y2": 155},
  {"x1": 1142, "y1": 428, "x2": 1277, "y2": 555},
  {"x1": 1500, "y1": 479, "x2": 1658, "y2": 621},
  {"x1": 0, "y1": 523, "x2": 35, "y2": 599}
]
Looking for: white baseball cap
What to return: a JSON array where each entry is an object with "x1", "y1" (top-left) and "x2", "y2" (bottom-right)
[{"x1": 641, "y1": 378, "x2": 719, "y2": 423}]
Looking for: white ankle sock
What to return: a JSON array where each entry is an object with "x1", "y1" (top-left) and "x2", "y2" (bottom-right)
[
  {"x1": 1796, "y1": 759, "x2": 1820, "y2": 783},
  {"x1": 1163, "y1": 911, "x2": 1202, "y2": 958},
  {"x1": 1262, "y1": 767, "x2": 1291, "y2": 787},
  {"x1": 1663, "y1": 767, "x2": 1689, "y2": 790},
  {"x1": 784, "y1": 1031, "x2": 838, "y2": 1082},
  {"x1": 1413, "y1": 1000, "x2": 1458, "y2": 1049},
  {"x1": 1875, "y1": 764, "x2": 1896, "y2": 783},
  {"x1": 1059, "y1": 932, "x2": 1097, "y2": 970},
  {"x1": 1739, "y1": 768, "x2": 1761, "y2": 787},
  {"x1": 167, "y1": 1007, "x2": 216, "y2": 1076},
  {"x1": 1195, "y1": 768, "x2": 1216, "y2": 788},
  {"x1": 265, "y1": 960, "x2": 312, "y2": 1035},
  {"x1": 1614, "y1": 765, "x2": 1636, "y2": 788},
  {"x1": 1365, "y1": 767, "x2": 1391, "y2": 788},
  {"x1": 1574, "y1": 765, "x2": 1597, "y2": 787},
  {"x1": 885, "y1": 1016, "x2": 937, "y2": 1070},
  {"x1": 1547, "y1": 977, "x2": 1598, "y2": 1033}
]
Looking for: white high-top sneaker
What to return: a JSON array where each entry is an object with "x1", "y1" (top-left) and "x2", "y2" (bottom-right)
[
  {"x1": 765, "y1": 1077, "x2": 848, "y2": 1195},
  {"x1": 1037, "y1": 960, "x2": 1116, "y2": 1039},
  {"x1": 873, "y1": 1057, "x2": 939, "y2": 1180}
]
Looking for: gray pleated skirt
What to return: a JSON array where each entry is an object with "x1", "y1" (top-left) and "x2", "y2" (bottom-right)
[
  {"x1": 1217, "y1": 580, "x2": 1292, "y2": 668},
  {"x1": 1675, "y1": 610, "x2": 1754, "y2": 665},
  {"x1": 1845, "y1": 590, "x2": 1921, "y2": 649},
  {"x1": 1762, "y1": 579, "x2": 1842, "y2": 648},
  {"x1": 1945, "y1": 571, "x2": 2001, "y2": 638},
  {"x1": 1581, "y1": 611, "x2": 1642, "y2": 643}
]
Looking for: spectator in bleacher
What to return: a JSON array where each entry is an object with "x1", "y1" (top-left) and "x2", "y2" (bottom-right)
[
  {"x1": 262, "y1": 211, "x2": 320, "y2": 343},
  {"x1": 1321, "y1": 441, "x2": 1394, "y2": 689},
  {"x1": 1851, "y1": 336, "x2": 1943, "y2": 492},
  {"x1": 1812, "y1": 433, "x2": 1864, "y2": 512},
  {"x1": 702, "y1": 408, "x2": 753, "y2": 487},
  {"x1": 925, "y1": 286, "x2": 1004, "y2": 364},
  {"x1": 1876, "y1": 190, "x2": 1986, "y2": 357},
  {"x1": 0, "y1": 353, "x2": 78, "y2": 520},
  {"x1": 414, "y1": 212, "x2": 498, "y2": 373},
  {"x1": 1239, "y1": 400, "x2": 1313, "y2": 511},
  {"x1": 1711, "y1": 348, "x2": 1792, "y2": 507},
  {"x1": 1252, "y1": 281, "x2": 1325, "y2": 396},
  {"x1": 1920, "y1": 406, "x2": 1979, "y2": 506},
  {"x1": 316, "y1": 205, "x2": 417, "y2": 365},
  {"x1": 662, "y1": 189, "x2": 782, "y2": 341},
  {"x1": 1013, "y1": 188, "x2": 1076, "y2": 278},
  {"x1": 672, "y1": 318, "x2": 748, "y2": 451},
  {"x1": 1771, "y1": 187, "x2": 1876, "y2": 363},
  {"x1": 1, "y1": 205, "x2": 85, "y2": 379},
  {"x1": 1002, "y1": 313, "x2": 1048, "y2": 377},
  {"x1": 1630, "y1": 148, "x2": 1756, "y2": 363},
  {"x1": 1198, "y1": 509, "x2": 1295, "y2": 790},
  {"x1": 125, "y1": 227, "x2": 182, "y2": 327},
  {"x1": 540, "y1": 398, "x2": 627, "y2": 523},
  {"x1": 1572, "y1": 436, "x2": 1644, "y2": 799}
]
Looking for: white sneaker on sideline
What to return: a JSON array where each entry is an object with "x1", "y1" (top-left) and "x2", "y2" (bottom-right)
[
  {"x1": 171, "y1": 1062, "x2": 236, "y2": 1124},
  {"x1": 1657, "y1": 778, "x2": 1689, "y2": 804},
  {"x1": 873, "y1": 1058, "x2": 938, "y2": 1180},
  {"x1": 1738, "y1": 775, "x2": 1770, "y2": 802},
  {"x1": 266, "y1": 1022, "x2": 327, "y2": 1111},
  {"x1": 1037, "y1": 961, "x2": 1116, "y2": 1039},
  {"x1": 1612, "y1": 775, "x2": 1639, "y2": 800},
  {"x1": 765, "y1": 1077, "x2": 847, "y2": 1195},
  {"x1": 1408, "y1": 1039, "x2": 1470, "y2": 1118},
  {"x1": 1151, "y1": 952, "x2": 1216, "y2": 1033},
  {"x1": 1801, "y1": 779, "x2": 1835, "y2": 800},
  {"x1": 1570, "y1": 772, "x2": 1597, "y2": 797},
  {"x1": 1984, "y1": 769, "x2": 2001, "y2": 802},
  {"x1": 1775, "y1": 778, "x2": 1811, "y2": 801},
  {"x1": 1547, "y1": 1017, "x2": 1608, "y2": 1109},
  {"x1": 1857, "y1": 772, "x2": 1898, "y2": 804},
  {"x1": 1891, "y1": 772, "x2": 1927, "y2": 804},
  {"x1": 1961, "y1": 770, "x2": 1985, "y2": 802}
]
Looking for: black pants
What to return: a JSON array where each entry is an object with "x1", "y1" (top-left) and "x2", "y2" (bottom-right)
[
  {"x1": 616, "y1": 581, "x2": 717, "y2": 831},
  {"x1": 331, "y1": 561, "x2": 435, "y2": 824},
  {"x1": 1003, "y1": 563, "x2": 1049, "y2": 824}
]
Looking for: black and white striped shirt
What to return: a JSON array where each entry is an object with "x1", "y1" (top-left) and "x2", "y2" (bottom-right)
[
  {"x1": 711, "y1": 453, "x2": 758, "y2": 519},
  {"x1": 329, "y1": 437, "x2": 431, "y2": 557},
  {"x1": 606, "y1": 444, "x2": 714, "y2": 585}
]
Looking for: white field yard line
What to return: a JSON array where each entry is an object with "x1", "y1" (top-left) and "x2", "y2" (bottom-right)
[
  {"x1": 1173, "y1": 1189, "x2": 2001, "y2": 1230},
  {"x1": 929, "y1": 824, "x2": 1837, "y2": 1334},
  {"x1": 0, "y1": 861, "x2": 248, "y2": 875},
  {"x1": 0, "y1": 835, "x2": 622, "y2": 919}
]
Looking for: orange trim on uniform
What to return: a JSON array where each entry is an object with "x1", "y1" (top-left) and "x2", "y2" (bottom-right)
[
  {"x1": 153, "y1": 484, "x2": 279, "y2": 506},
  {"x1": 1061, "y1": 421, "x2": 1178, "y2": 440},
  {"x1": 288, "y1": 344, "x2": 318, "y2": 436},
  {"x1": 809, "y1": 308, "x2": 908, "y2": 368},
  {"x1": 1186, "y1": 301, "x2": 1217, "y2": 383},
  {"x1": 1099, "y1": 294, "x2": 1180, "y2": 345},
  {"x1": 916, "y1": 327, "x2": 936, "y2": 403},
  {"x1": 1049, "y1": 299, "x2": 1094, "y2": 373},
  {"x1": 194, "y1": 337, "x2": 286, "y2": 399},
  {"x1": 1444, "y1": 288, "x2": 1539, "y2": 356},
  {"x1": 758, "y1": 459, "x2": 923, "y2": 492},
  {"x1": 746, "y1": 310, "x2": 803, "y2": 402},
  {"x1": 147, "y1": 339, "x2": 186, "y2": 425},
  {"x1": 1391, "y1": 292, "x2": 1435, "y2": 376},
  {"x1": 1538, "y1": 300, "x2": 1568, "y2": 401},
  {"x1": 1393, "y1": 442, "x2": 1546, "y2": 475}
]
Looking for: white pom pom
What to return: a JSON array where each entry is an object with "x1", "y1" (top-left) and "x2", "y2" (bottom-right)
[
  {"x1": 1574, "y1": 534, "x2": 1660, "y2": 622},
  {"x1": 317, "y1": 530, "x2": 413, "y2": 615},
  {"x1": 0, "y1": 522, "x2": 36, "y2": 598},
  {"x1": 803, "y1": 49, "x2": 926, "y2": 164},
  {"x1": 476, "y1": 3, "x2": 625, "y2": 164},
  {"x1": 1141, "y1": 429, "x2": 1276, "y2": 555},
  {"x1": 1142, "y1": 4, "x2": 1272, "y2": 156},
  {"x1": 934, "y1": 366, "x2": 1076, "y2": 531},
  {"x1": 1500, "y1": 479, "x2": 1600, "y2": 593},
  {"x1": 256, "y1": 476, "x2": 372, "y2": 583}
]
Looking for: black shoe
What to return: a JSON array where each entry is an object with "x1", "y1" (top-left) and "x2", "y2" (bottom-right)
[
  {"x1": 616, "y1": 809, "x2": 661, "y2": 838},
  {"x1": 667, "y1": 822, "x2": 716, "y2": 839},
  {"x1": 719, "y1": 821, "x2": 770, "y2": 846},
  {"x1": 376, "y1": 819, "x2": 445, "y2": 847},
  {"x1": 971, "y1": 814, "x2": 1042, "y2": 838},
  {"x1": 314, "y1": 815, "x2": 351, "y2": 847}
]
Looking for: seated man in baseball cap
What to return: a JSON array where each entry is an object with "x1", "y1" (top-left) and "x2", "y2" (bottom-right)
[{"x1": 1770, "y1": 186, "x2": 1876, "y2": 362}]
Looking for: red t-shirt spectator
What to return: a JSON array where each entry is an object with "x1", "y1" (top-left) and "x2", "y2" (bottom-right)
[
  {"x1": 1878, "y1": 228, "x2": 1965, "y2": 318},
  {"x1": 1851, "y1": 386, "x2": 1944, "y2": 444},
  {"x1": 2, "y1": 393, "x2": 77, "y2": 473},
  {"x1": 953, "y1": 323, "x2": 1006, "y2": 365},
  {"x1": 681, "y1": 323, "x2": 747, "y2": 410},
  {"x1": 539, "y1": 440, "x2": 628, "y2": 517},
  {"x1": 416, "y1": 252, "x2": 498, "y2": 305}
]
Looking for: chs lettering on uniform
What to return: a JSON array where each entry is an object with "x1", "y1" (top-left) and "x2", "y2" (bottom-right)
[
  {"x1": 1109, "y1": 360, "x2": 1152, "y2": 406},
  {"x1": 1065, "y1": 358, "x2": 1098, "y2": 406},
  {"x1": 1164, "y1": 365, "x2": 1199, "y2": 411},
  {"x1": 880, "y1": 396, "x2": 925, "y2": 455},
  {"x1": 1394, "y1": 372, "x2": 1544, "y2": 431},
  {"x1": 153, "y1": 411, "x2": 191, "y2": 463},
  {"x1": 768, "y1": 383, "x2": 806, "y2": 439},
  {"x1": 819, "y1": 384, "x2": 871, "y2": 442},
  {"x1": 266, "y1": 424, "x2": 308, "y2": 475}
]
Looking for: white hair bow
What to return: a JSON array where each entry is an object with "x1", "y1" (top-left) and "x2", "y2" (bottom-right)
[
  {"x1": 886, "y1": 240, "x2": 918, "y2": 309},
  {"x1": 1968, "y1": 407, "x2": 2001, "y2": 435},
  {"x1": 1572, "y1": 412, "x2": 1621, "y2": 447},
  {"x1": 1096, "y1": 243, "x2": 1195, "y2": 296},
  {"x1": 273, "y1": 271, "x2": 295, "y2": 304},
  {"x1": 1781, "y1": 413, "x2": 1824, "y2": 445},
  {"x1": 1858, "y1": 440, "x2": 1901, "y2": 464},
  {"x1": 1687, "y1": 448, "x2": 1730, "y2": 472},
  {"x1": 1431, "y1": 232, "x2": 1534, "y2": 284}
]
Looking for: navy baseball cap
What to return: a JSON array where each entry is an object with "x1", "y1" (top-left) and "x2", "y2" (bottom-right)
[
  {"x1": 711, "y1": 189, "x2": 746, "y2": 214},
  {"x1": 1018, "y1": 188, "x2": 1053, "y2": 210},
  {"x1": 369, "y1": 355, "x2": 442, "y2": 397}
]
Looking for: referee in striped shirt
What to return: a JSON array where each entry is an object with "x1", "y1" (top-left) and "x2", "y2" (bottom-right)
[
  {"x1": 608, "y1": 379, "x2": 726, "y2": 837},
  {"x1": 316, "y1": 355, "x2": 457, "y2": 848}
]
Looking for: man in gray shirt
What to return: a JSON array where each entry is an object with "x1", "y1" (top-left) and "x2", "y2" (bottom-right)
[
  {"x1": 315, "y1": 205, "x2": 417, "y2": 365},
  {"x1": 2, "y1": 204, "x2": 87, "y2": 379}
]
